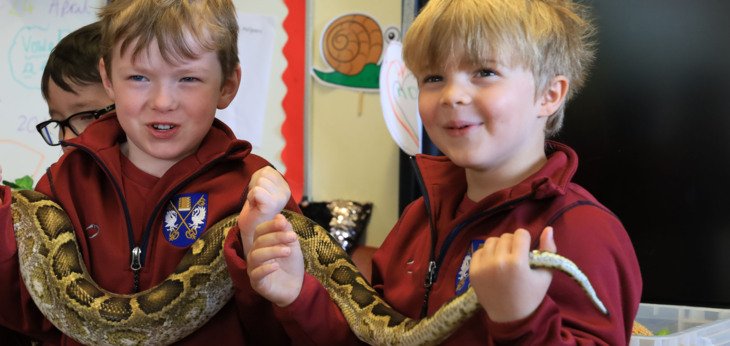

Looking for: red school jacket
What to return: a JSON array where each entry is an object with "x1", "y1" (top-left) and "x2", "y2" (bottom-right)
[
  {"x1": 0, "y1": 114, "x2": 298, "y2": 345},
  {"x1": 274, "y1": 141, "x2": 642, "y2": 345}
]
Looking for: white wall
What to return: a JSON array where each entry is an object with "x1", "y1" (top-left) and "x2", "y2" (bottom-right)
[
  {"x1": 0, "y1": 0, "x2": 401, "y2": 248},
  {"x1": 0, "y1": 0, "x2": 289, "y2": 182}
]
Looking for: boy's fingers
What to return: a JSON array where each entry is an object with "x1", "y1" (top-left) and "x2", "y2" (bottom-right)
[
  {"x1": 511, "y1": 228, "x2": 532, "y2": 255},
  {"x1": 248, "y1": 262, "x2": 280, "y2": 282},
  {"x1": 474, "y1": 237, "x2": 496, "y2": 263},
  {"x1": 254, "y1": 175, "x2": 277, "y2": 193},
  {"x1": 253, "y1": 230, "x2": 297, "y2": 249},
  {"x1": 248, "y1": 246, "x2": 292, "y2": 267},
  {"x1": 248, "y1": 186, "x2": 273, "y2": 206},
  {"x1": 538, "y1": 226, "x2": 557, "y2": 253},
  {"x1": 254, "y1": 215, "x2": 291, "y2": 237},
  {"x1": 261, "y1": 167, "x2": 285, "y2": 184},
  {"x1": 259, "y1": 169, "x2": 290, "y2": 196},
  {"x1": 482, "y1": 237, "x2": 497, "y2": 255},
  {"x1": 494, "y1": 232, "x2": 514, "y2": 256},
  {"x1": 251, "y1": 167, "x2": 285, "y2": 190},
  {"x1": 248, "y1": 183, "x2": 288, "y2": 212}
]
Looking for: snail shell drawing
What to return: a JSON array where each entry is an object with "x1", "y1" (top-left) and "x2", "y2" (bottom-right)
[{"x1": 322, "y1": 14, "x2": 383, "y2": 76}]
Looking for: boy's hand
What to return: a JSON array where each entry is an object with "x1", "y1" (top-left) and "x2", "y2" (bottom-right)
[
  {"x1": 238, "y1": 166, "x2": 291, "y2": 258},
  {"x1": 469, "y1": 227, "x2": 556, "y2": 323},
  {"x1": 246, "y1": 214, "x2": 304, "y2": 307}
]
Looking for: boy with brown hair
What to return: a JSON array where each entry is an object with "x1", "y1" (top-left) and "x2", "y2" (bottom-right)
[
  {"x1": 0, "y1": 0, "x2": 296, "y2": 344},
  {"x1": 246, "y1": 0, "x2": 642, "y2": 344},
  {"x1": 37, "y1": 21, "x2": 115, "y2": 150}
]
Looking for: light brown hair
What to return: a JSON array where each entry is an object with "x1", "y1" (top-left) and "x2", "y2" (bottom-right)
[
  {"x1": 98, "y1": 0, "x2": 239, "y2": 84},
  {"x1": 403, "y1": 0, "x2": 596, "y2": 136}
]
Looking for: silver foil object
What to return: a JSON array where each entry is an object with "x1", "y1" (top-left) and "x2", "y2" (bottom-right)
[{"x1": 326, "y1": 200, "x2": 372, "y2": 252}]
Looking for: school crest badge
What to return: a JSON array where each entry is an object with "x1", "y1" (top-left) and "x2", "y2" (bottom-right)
[
  {"x1": 163, "y1": 192, "x2": 209, "y2": 248},
  {"x1": 455, "y1": 239, "x2": 485, "y2": 295}
]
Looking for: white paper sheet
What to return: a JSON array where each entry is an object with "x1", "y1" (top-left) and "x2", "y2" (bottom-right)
[{"x1": 216, "y1": 13, "x2": 276, "y2": 147}]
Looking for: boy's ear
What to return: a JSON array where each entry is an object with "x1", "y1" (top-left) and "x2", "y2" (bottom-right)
[
  {"x1": 99, "y1": 58, "x2": 116, "y2": 100},
  {"x1": 538, "y1": 76, "x2": 569, "y2": 117},
  {"x1": 217, "y1": 65, "x2": 242, "y2": 109}
]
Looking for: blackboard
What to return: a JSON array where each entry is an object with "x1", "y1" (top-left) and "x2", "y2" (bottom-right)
[{"x1": 560, "y1": 0, "x2": 730, "y2": 308}]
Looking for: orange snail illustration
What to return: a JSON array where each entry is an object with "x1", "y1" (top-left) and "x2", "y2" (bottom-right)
[{"x1": 312, "y1": 13, "x2": 400, "y2": 90}]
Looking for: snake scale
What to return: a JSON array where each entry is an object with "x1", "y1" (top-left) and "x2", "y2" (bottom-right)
[{"x1": 10, "y1": 189, "x2": 607, "y2": 345}]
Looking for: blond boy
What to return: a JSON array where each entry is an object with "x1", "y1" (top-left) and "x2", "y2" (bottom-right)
[{"x1": 246, "y1": 0, "x2": 641, "y2": 344}]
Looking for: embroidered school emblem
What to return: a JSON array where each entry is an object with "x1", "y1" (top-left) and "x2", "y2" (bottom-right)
[
  {"x1": 455, "y1": 239, "x2": 485, "y2": 295},
  {"x1": 163, "y1": 192, "x2": 209, "y2": 248}
]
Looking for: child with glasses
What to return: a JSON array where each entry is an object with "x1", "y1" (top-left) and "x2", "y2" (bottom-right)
[
  {"x1": 37, "y1": 21, "x2": 115, "y2": 151},
  {"x1": 244, "y1": 0, "x2": 641, "y2": 344},
  {"x1": 0, "y1": 20, "x2": 112, "y2": 346},
  {"x1": 0, "y1": 0, "x2": 298, "y2": 344}
]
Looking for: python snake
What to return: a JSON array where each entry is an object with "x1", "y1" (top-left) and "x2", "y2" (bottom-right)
[{"x1": 10, "y1": 189, "x2": 607, "y2": 345}]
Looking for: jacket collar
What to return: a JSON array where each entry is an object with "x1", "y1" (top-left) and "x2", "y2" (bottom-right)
[{"x1": 413, "y1": 140, "x2": 579, "y2": 213}]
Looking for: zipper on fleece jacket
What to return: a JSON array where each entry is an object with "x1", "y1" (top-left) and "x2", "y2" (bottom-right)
[
  {"x1": 64, "y1": 142, "x2": 245, "y2": 292},
  {"x1": 409, "y1": 157, "x2": 438, "y2": 318},
  {"x1": 410, "y1": 156, "x2": 530, "y2": 318},
  {"x1": 61, "y1": 143, "x2": 140, "y2": 290}
]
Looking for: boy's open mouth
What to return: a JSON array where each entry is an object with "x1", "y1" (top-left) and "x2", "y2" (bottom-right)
[{"x1": 151, "y1": 124, "x2": 176, "y2": 131}]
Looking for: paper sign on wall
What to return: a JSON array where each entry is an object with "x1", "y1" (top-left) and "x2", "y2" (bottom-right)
[
  {"x1": 216, "y1": 13, "x2": 276, "y2": 148},
  {"x1": 378, "y1": 41, "x2": 421, "y2": 156}
]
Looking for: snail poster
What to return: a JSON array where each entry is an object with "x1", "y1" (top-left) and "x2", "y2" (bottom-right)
[{"x1": 312, "y1": 13, "x2": 400, "y2": 92}]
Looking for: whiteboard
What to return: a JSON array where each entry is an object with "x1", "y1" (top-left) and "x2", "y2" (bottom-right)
[
  {"x1": 0, "y1": 0, "x2": 101, "y2": 183},
  {"x1": 0, "y1": 0, "x2": 291, "y2": 185}
]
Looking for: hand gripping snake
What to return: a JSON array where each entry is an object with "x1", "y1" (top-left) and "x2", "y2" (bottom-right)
[{"x1": 9, "y1": 189, "x2": 608, "y2": 345}]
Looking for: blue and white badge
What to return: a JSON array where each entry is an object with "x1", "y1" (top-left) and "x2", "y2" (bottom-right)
[
  {"x1": 162, "y1": 192, "x2": 208, "y2": 248},
  {"x1": 455, "y1": 239, "x2": 485, "y2": 295}
]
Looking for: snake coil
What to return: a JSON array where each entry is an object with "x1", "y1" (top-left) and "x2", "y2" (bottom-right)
[{"x1": 10, "y1": 189, "x2": 607, "y2": 345}]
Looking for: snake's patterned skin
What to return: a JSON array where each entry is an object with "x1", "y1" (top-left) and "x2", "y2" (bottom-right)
[
  {"x1": 10, "y1": 189, "x2": 607, "y2": 346},
  {"x1": 11, "y1": 189, "x2": 237, "y2": 345}
]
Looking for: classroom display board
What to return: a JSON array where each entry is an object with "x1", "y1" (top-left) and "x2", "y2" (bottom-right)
[
  {"x1": 0, "y1": 1, "x2": 102, "y2": 185},
  {"x1": 0, "y1": 0, "x2": 304, "y2": 199}
]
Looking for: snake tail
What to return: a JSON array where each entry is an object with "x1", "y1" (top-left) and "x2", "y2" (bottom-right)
[{"x1": 528, "y1": 250, "x2": 609, "y2": 315}]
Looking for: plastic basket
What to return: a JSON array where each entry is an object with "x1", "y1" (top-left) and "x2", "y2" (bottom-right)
[{"x1": 630, "y1": 303, "x2": 730, "y2": 346}]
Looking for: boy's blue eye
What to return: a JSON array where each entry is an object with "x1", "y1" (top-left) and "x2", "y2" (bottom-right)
[
  {"x1": 130, "y1": 75, "x2": 146, "y2": 82},
  {"x1": 477, "y1": 69, "x2": 496, "y2": 77},
  {"x1": 423, "y1": 75, "x2": 442, "y2": 83},
  {"x1": 180, "y1": 77, "x2": 199, "y2": 82}
]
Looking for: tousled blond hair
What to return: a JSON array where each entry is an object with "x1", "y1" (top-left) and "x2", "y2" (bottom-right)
[
  {"x1": 403, "y1": 0, "x2": 596, "y2": 136},
  {"x1": 99, "y1": 0, "x2": 239, "y2": 84}
]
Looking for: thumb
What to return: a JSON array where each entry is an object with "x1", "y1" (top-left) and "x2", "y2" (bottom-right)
[
  {"x1": 247, "y1": 186, "x2": 262, "y2": 208},
  {"x1": 238, "y1": 191, "x2": 255, "y2": 227},
  {"x1": 538, "y1": 226, "x2": 557, "y2": 253}
]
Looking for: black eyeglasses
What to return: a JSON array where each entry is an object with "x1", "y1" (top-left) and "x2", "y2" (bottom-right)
[{"x1": 36, "y1": 104, "x2": 115, "y2": 146}]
